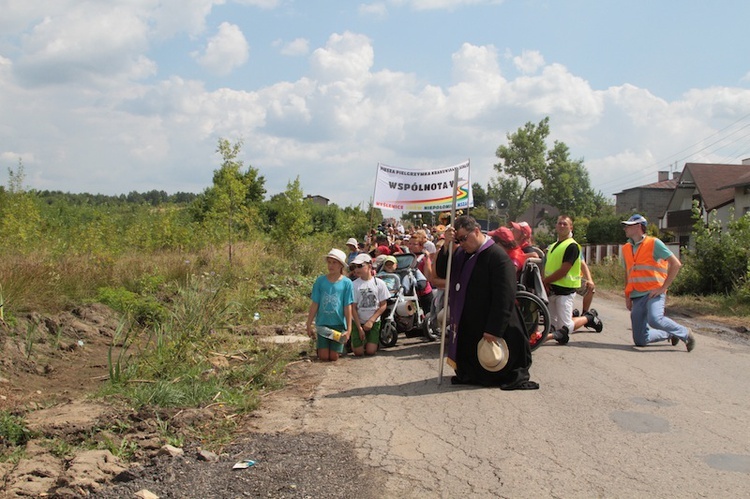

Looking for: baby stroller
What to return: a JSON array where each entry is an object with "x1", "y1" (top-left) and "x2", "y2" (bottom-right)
[
  {"x1": 516, "y1": 257, "x2": 551, "y2": 351},
  {"x1": 376, "y1": 253, "x2": 439, "y2": 347}
]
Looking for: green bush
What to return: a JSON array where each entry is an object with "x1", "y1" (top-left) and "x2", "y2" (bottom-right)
[
  {"x1": 673, "y1": 208, "x2": 750, "y2": 297},
  {"x1": 97, "y1": 286, "x2": 167, "y2": 326}
]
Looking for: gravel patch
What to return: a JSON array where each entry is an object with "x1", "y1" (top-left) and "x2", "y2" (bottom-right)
[{"x1": 90, "y1": 432, "x2": 385, "y2": 498}]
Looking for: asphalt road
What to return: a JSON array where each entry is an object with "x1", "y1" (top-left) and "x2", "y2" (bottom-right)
[{"x1": 298, "y1": 293, "x2": 750, "y2": 498}]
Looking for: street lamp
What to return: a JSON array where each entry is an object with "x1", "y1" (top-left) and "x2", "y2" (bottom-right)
[
  {"x1": 485, "y1": 199, "x2": 509, "y2": 230},
  {"x1": 485, "y1": 200, "x2": 496, "y2": 231}
]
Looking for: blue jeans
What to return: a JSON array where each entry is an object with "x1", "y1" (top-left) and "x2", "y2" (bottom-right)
[{"x1": 630, "y1": 294, "x2": 689, "y2": 346}]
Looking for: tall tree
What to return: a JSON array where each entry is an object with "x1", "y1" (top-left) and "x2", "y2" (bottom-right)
[
  {"x1": 271, "y1": 176, "x2": 311, "y2": 250},
  {"x1": 0, "y1": 159, "x2": 42, "y2": 251},
  {"x1": 191, "y1": 138, "x2": 266, "y2": 263},
  {"x1": 541, "y1": 141, "x2": 596, "y2": 217},
  {"x1": 494, "y1": 117, "x2": 607, "y2": 221},
  {"x1": 494, "y1": 117, "x2": 550, "y2": 217}
]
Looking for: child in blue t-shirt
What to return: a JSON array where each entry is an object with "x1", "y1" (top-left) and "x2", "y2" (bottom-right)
[{"x1": 306, "y1": 248, "x2": 355, "y2": 361}]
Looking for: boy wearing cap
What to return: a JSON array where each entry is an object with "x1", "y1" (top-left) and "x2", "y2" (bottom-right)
[
  {"x1": 345, "y1": 237, "x2": 360, "y2": 265},
  {"x1": 621, "y1": 214, "x2": 696, "y2": 351},
  {"x1": 350, "y1": 253, "x2": 390, "y2": 356}
]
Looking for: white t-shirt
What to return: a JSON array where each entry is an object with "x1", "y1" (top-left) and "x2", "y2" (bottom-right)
[{"x1": 352, "y1": 276, "x2": 391, "y2": 324}]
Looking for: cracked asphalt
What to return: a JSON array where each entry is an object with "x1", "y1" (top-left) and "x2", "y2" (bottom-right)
[{"x1": 297, "y1": 293, "x2": 750, "y2": 498}]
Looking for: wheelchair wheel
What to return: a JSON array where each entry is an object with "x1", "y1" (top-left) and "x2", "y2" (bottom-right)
[
  {"x1": 516, "y1": 290, "x2": 551, "y2": 352},
  {"x1": 379, "y1": 319, "x2": 398, "y2": 348}
]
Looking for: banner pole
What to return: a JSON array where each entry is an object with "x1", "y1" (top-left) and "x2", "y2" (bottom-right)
[
  {"x1": 369, "y1": 164, "x2": 380, "y2": 240},
  {"x1": 438, "y1": 166, "x2": 460, "y2": 385}
]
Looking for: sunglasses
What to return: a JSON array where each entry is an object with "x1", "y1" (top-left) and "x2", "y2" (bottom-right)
[
  {"x1": 351, "y1": 263, "x2": 367, "y2": 269},
  {"x1": 454, "y1": 232, "x2": 471, "y2": 244}
]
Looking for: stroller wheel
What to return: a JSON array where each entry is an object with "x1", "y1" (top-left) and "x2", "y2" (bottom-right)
[
  {"x1": 379, "y1": 320, "x2": 398, "y2": 348},
  {"x1": 422, "y1": 314, "x2": 440, "y2": 342}
]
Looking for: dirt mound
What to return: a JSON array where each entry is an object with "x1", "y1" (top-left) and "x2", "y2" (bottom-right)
[
  {"x1": 0, "y1": 305, "x2": 371, "y2": 498},
  {"x1": 0, "y1": 303, "x2": 121, "y2": 411}
]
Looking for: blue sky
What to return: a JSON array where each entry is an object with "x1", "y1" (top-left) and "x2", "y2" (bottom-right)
[{"x1": 2, "y1": 0, "x2": 749, "y2": 212}]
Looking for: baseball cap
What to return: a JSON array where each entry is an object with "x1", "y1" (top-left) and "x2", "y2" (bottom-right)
[
  {"x1": 488, "y1": 227, "x2": 515, "y2": 244},
  {"x1": 376, "y1": 245, "x2": 391, "y2": 255},
  {"x1": 621, "y1": 214, "x2": 648, "y2": 227},
  {"x1": 510, "y1": 221, "x2": 532, "y2": 238},
  {"x1": 351, "y1": 253, "x2": 372, "y2": 265}
]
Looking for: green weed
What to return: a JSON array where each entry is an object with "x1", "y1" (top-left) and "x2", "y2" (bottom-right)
[
  {"x1": 97, "y1": 286, "x2": 167, "y2": 326},
  {"x1": 0, "y1": 411, "x2": 32, "y2": 460}
]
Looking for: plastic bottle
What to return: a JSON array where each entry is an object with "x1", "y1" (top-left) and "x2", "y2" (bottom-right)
[{"x1": 315, "y1": 326, "x2": 347, "y2": 343}]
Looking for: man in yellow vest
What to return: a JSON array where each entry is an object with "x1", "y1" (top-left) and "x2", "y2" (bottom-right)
[
  {"x1": 542, "y1": 215, "x2": 603, "y2": 344},
  {"x1": 621, "y1": 214, "x2": 695, "y2": 351}
]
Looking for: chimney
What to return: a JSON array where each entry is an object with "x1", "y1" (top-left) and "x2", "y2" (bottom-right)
[
  {"x1": 658, "y1": 171, "x2": 669, "y2": 182},
  {"x1": 742, "y1": 158, "x2": 750, "y2": 165},
  {"x1": 672, "y1": 171, "x2": 680, "y2": 179}
]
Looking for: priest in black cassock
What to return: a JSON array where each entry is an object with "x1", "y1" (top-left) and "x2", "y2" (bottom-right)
[{"x1": 435, "y1": 215, "x2": 538, "y2": 390}]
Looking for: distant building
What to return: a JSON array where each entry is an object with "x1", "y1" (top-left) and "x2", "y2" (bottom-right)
[
  {"x1": 305, "y1": 195, "x2": 329, "y2": 206},
  {"x1": 615, "y1": 171, "x2": 679, "y2": 225},
  {"x1": 663, "y1": 161, "x2": 750, "y2": 247}
]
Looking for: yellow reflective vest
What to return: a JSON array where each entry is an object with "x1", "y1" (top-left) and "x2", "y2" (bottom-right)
[{"x1": 544, "y1": 237, "x2": 581, "y2": 289}]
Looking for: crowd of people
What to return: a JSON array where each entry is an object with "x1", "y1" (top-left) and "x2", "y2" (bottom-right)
[{"x1": 305, "y1": 212, "x2": 695, "y2": 389}]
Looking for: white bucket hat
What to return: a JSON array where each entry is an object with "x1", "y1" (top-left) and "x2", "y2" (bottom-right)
[
  {"x1": 477, "y1": 338, "x2": 509, "y2": 372},
  {"x1": 326, "y1": 248, "x2": 347, "y2": 268}
]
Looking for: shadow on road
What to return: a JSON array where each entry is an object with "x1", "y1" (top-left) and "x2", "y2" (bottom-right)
[
  {"x1": 323, "y1": 375, "x2": 462, "y2": 398},
  {"x1": 375, "y1": 339, "x2": 442, "y2": 359}
]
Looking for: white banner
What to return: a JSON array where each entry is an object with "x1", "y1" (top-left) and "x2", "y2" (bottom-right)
[{"x1": 372, "y1": 161, "x2": 472, "y2": 211}]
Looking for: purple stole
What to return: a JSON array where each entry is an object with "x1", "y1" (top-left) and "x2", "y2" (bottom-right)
[{"x1": 446, "y1": 237, "x2": 495, "y2": 369}]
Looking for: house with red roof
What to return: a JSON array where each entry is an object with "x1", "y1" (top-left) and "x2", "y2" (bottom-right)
[{"x1": 663, "y1": 161, "x2": 750, "y2": 246}]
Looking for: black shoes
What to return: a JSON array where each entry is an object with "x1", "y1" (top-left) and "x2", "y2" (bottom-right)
[
  {"x1": 553, "y1": 326, "x2": 570, "y2": 345},
  {"x1": 584, "y1": 309, "x2": 603, "y2": 333}
]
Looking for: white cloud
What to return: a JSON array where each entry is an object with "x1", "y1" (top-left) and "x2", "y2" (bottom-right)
[
  {"x1": 193, "y1": 22, "x2": 249, "y2": 75},
  {"x1": 359, "y1": 3, "x2": 389, "y2": 18},
  {"x1": 234, "y1": 0, "x2": 282, "y2": 8},
  {"x1": 513, "y1": 50, "x2": 545, "y2": 75},
  {"x1": 15, "y1": 4, "x2": 155, "y2": 86},
  {"x1": 150, "y1": 0, "x2": 221, "y2": 38},
  {"x1": 310, "y1": 32, "x2": 374, "y2": 82},
  {"x1": 390, "y1": 0, "x2": 504, "y2": 11},
  {"x1": 2, "y1": 3, "x2": 750, "y2": 210},
  {"x1": 279, "y1": 38, "x2": 309, "y2": 56}
]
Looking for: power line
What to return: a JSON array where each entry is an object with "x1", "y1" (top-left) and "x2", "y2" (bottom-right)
[{"x1": 596, "y1": 111, "x2": 750, "y2": 192}]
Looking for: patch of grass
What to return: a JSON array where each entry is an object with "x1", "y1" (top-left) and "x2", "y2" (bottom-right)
[
  {"x1": 97, "y1": 286, "x2": 167, "y2": 326},
  {"x1": 155, "y1": 414, "x2": 184, "y2": 448},
  {"x1": 45, "y1": 437, "x2": 76, "y2": 459},
  {"x1": 98, "y1": 436, "x2": 139, "y2": 460},
  {"x1": 0, "y1": 411, "x2": 32, "y2": 461}
]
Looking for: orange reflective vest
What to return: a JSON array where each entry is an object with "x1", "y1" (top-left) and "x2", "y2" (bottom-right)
[{"x1": 623, "y1": 236, "x2": 668, "y2": 298}]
